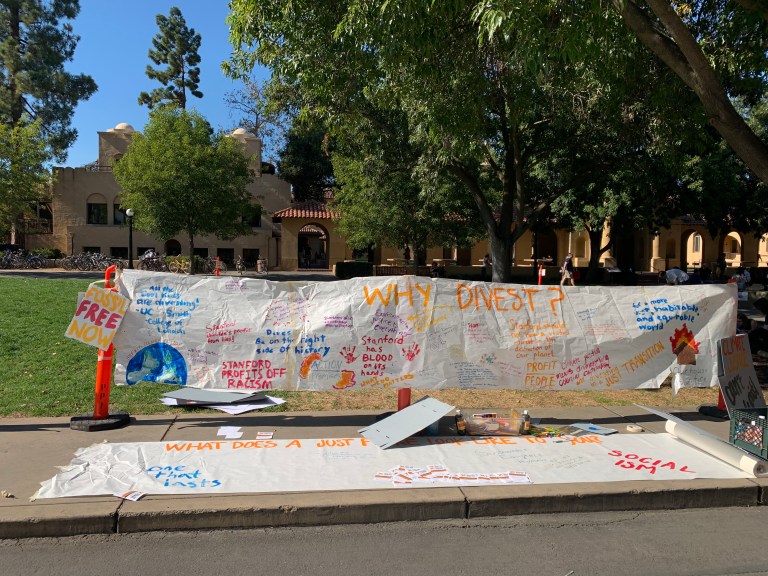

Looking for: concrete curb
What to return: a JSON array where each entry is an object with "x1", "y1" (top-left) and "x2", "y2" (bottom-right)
[
  {"x1": 462, "y1": 479, "x2": 762, "y2": 518},
  {"x1": 115, "y1": 488, "x2": 467, "y2": 534},
  {"x1": 3, "y1": 480, "x2": 765, "y2": 539},
  {"x1": 0, "y1": 504, "x2": 117, "y2": 539}
]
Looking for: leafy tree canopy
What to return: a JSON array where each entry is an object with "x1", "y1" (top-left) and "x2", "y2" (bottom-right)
[
  {"x1": 0, "y1": 120, "x2": 49, "y2": 234},
  {"x1": 113, "y1": 107, "x2": 255, "y2": 273}
]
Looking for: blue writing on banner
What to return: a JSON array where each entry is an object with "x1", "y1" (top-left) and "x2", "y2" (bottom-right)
[
  {"x1": 146, "y1": 465, "x2": 222, "y2": 489},
  {"x1": 632, "y1": 298, "x2": 700, "y2": 331}
]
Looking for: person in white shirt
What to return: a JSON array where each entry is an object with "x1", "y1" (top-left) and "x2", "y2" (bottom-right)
[{"x1": 665, "y1": 267, "x2": 689, "y2": 285}]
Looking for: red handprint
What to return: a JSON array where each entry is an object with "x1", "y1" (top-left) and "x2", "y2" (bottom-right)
[
  {"x1": 340, "y1": 345, "x2": 358, "y2": 364},
  {"x1": 402, "y1": 343, "x2": 421, "y2": 362}
]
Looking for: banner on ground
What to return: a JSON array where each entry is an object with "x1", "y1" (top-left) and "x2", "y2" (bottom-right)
[
  {"x1": 111, "y1": 270, "x2": 736, "y2": 391},
  {"x1": 34, "y1": 433, "x2": 750, "y2": 499}
]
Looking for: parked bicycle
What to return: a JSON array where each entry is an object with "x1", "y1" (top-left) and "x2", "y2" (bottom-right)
[
  {"x1": 60, "y1": 252, "x2": 122, "y2": 271},
  {"x1": 137, "y1": 249, "x2": 168, "y2": 272},
  {"x1": 168, "y1": 255, "x2": 190, "y2": 274},
  {"x1": 200, "y1": 256, "x2": 227, "y2": 275},
  {"x1": 0, "y1": 249, "x2": 43, "y2": 269}
]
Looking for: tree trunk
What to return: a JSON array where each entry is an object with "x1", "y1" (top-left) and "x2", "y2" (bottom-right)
[
  {"x1": 488, "y1": 233, "x2": 512, "y2": 283},
  {"x1": 586, "y1": 227, "x2": 611, "y2": 284}
]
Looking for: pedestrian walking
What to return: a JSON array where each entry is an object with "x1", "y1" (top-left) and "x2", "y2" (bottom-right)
[{"x1": 560, "y1": 252, "x2": 575, "y2": 286}]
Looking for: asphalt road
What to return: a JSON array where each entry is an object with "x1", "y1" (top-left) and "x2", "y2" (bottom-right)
[{"x1": 2, "y1": 507, "x2": 766, "y2": 576}]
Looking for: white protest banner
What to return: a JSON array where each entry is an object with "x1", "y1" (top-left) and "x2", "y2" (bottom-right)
[
  {"x1": 66, "y1": 284, "x2": 130, "y2": 350},
  {"x1": 34, "y1": 433, "x2": 750, "y2": 499},
  {"x1": 111, "y1": 270, "x2": 736, "y2": 391},
  {"x1": 717, "y1": 335, "x2": 766, "y2": 415}
]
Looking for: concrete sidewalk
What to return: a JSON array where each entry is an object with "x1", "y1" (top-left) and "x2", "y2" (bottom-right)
[{"x1": 2, "y1": 406, "x2": 766, "y2": 539}]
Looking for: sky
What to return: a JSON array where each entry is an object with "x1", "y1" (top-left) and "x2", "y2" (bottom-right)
[{"x1": 63, "y1": 1, "x2": 270, "y2": 168}]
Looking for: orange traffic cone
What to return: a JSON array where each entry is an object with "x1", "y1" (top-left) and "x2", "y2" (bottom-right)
[{"x1": 70, "y1": 265, "x2": 131, "y2": 431}]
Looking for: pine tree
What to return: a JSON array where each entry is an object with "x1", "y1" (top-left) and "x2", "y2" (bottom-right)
[
  {"x1": 0, "y1": 0, "x2": 97, "y2": 160},
  {"x1": 138, "y1": 6, "x2": 202, "y2": 109}
]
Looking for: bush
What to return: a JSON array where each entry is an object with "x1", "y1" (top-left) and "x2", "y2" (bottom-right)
[
  {"x1": 31, "y1": 247, "x2": 62, "y2": 259},
  {"x1": 334, "y1": 260, "x2": 373, "y2": 279}
]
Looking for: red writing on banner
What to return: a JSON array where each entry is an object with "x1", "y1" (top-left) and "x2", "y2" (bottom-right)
[{"x1": 607, "y1": 449, "x2": 695, "y2": 475}]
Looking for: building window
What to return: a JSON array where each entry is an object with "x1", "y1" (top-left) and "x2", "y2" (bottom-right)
[
  {"x1": 111, "y1": 247, "x2": 128, "y2": 259},
  {"x1": 83, "y1": 246, "x2": 101, "y2": 254},
  {"x1": 114, "y1": 204, "x2": 126, "y2": 225},
  {"x1": 87, "y1": 202, "x2": 107, "y2": 224},
  {"x1": 693, "y1": 234, "x2": 701, "y2": 253},
  {"x1": 193, "y1": 247, "x2": 209, "y2": 258}
]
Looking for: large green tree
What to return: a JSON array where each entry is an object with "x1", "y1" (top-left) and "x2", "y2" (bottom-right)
[
  {"x1": 226, "y1": 1, "x2": 655, "y2": 281},
  {"x1": 0, "y1": 120, "x2": 49, "y2": 234},
  {"x1": 0, "y1": 0, "x2": 96, "y2": 158},
  {"x1": 138, "y1": 6, "x2": 202, "y2": 110},
  {"x1": 113, "y1": 107, "x2": 255, "y2": 273}
]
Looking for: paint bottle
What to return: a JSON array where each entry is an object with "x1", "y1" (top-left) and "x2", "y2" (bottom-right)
[
  {"x1": 522, "y1": 410, "x2": 531, "y2": 434},
  {"x1": 455, "y1": 410, "x2": 467, "y2": 436}
]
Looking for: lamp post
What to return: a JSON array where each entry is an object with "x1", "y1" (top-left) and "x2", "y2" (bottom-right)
[{"x1": 125, "y1": 208, "x2": 134, "y2": 269}]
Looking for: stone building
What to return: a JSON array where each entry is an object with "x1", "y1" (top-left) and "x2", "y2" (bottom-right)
[
  {"x1": 22, "y1": 122, "x2": 768, "y2": 276},
  {"x1": 25, "y1": 123, "x2": 291, "y2": 268}
]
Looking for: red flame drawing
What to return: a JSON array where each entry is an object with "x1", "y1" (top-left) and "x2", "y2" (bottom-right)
[{"x1": 669, "y1": 323, "x2": 700, "y2": 365}]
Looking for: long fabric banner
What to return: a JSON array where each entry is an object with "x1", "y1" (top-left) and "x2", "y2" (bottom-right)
[
  {"x1": 112, "y1": 271, "x2": 736, "y2": 391},
  {"x1": 34, "y1": 433, "x2": 750, "y2": 499}
]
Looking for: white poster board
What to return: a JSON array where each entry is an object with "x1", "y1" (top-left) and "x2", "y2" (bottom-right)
[{"x1": 111, "y1": 271, "x2": 736, "y2": 391}]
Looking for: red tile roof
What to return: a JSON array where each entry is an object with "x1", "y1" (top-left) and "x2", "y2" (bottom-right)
[{"x1": 272, "y1": 200, "x2": 339, "y2": 221}]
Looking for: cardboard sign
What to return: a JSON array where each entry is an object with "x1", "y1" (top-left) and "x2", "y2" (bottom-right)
[
  {"x1": 717, "y1": 335, "x2": 766, "y2": 415},
  {"x1": 65, "y1": 284, "x2": 129, "y2": 350}
]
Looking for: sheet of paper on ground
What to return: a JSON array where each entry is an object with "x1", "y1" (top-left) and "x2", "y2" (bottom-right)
[{"x1": 35, "y1": 432, "x2": 753, "y2": 499}]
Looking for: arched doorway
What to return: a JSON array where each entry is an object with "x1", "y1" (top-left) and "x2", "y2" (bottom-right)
[
  {"x1": 298, "y1": 224, "x2": 329, "y2": 269},
  {"x1": 681, "y1": 229, "x2": 701, "y2": 271},
  {"x1": 722, "y1": 232, "x2": 743, "y2": 266},
  {"x1": 164, "y1": 239, "x2": 182, "y2": 256}
]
